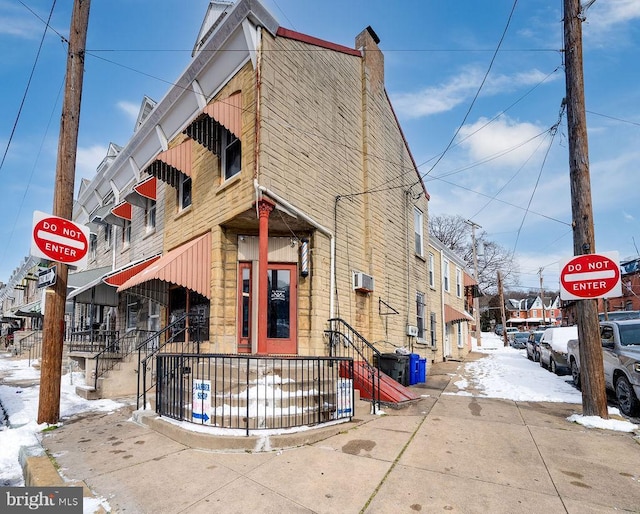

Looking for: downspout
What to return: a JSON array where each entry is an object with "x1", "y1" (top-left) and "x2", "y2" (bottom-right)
[
  {"x1": 440, "y1": 249, "x2": 446, "y2": 360},
  {"x1": 254, "y1": 182, "x2": 335, "y2": 319}
]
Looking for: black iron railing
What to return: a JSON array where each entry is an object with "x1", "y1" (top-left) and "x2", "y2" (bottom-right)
[
  {"x1": 136, "y1": 314, "x2": 207, "y2": 409},
  {"x1": 326, "y1": 318, "x2": 381, "y2": 413},
  {"x1": 152, "y1": 353, "x2": 354, "y2": 434},
  {"x1": 92, "y1": 329, "x2": 155, "y2": 390},
  {"x1": 67, "y1": 329, "x2": 119, "y2": 353},
  {"x1": 12, "y1": 330, "x2": 42, "y2": 359}
]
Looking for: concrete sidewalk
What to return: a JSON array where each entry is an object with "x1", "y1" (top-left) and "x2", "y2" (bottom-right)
[{"x1": 31, "y1": 355, "x2": 640, "y2": 513}]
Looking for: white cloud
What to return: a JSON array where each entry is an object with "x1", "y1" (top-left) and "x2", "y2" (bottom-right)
[
  {"x1": 456, "y1": 115, "x2": 548, "y2": 167},
  {"x1": 391, "y1": 67, "x2": 558, "y2": 119},
  {"x1": 117, "y1": 100, "x2": 141, "y2": 122},
  {"x1": 75, "y1": 144, "x2": 107, "y2": 183}
]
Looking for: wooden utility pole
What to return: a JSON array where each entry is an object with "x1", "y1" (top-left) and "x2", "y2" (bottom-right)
[
  {"x1": 564, "y1": 0, "x2": 608, "y2": 418},
  {"x1": 38, "y1": 0, "x2": 91, "y2": 424},
  {"x1": 497, "y1": 271, "x2": 508, "y2": 347}
]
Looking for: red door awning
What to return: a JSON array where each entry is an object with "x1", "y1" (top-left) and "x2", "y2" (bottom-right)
[
  {"x1": 203, "y1": 91, "x2": 242, "y2": 140},
  {"x1": 117, "y1": 233, "x2": 211, "y2": 298},
  {"x1": 445, "y1": 305, "x2": 474, "y2": 323}
]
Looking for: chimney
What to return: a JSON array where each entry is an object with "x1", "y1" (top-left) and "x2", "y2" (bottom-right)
[{"x1": 356, "y1": 26, "x2": 384, "y2": 93}]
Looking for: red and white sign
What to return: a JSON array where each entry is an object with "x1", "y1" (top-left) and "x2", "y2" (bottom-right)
[
  {"x1": 31, "y1": 211, "x2": 90, "y2": 268},
  {"x1": 559, "y1": 251, "x2": 622, "y2": 300}
]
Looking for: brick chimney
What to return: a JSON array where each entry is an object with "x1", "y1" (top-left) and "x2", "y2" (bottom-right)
[{"x1": 356, "y1": 26, "x2": 384, "y2": 94}]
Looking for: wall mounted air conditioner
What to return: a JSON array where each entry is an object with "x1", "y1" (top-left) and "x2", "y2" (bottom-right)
[
  {"x1": 406, "y1": 325, "x2": 419, "y2": 337},
  {"x1": 353, "y1": 271, "x2": 375, "y2": 293}
]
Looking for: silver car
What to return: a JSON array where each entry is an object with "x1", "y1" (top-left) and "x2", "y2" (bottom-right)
[{"x1": 539, "y1": 326, "x2": 577, "y2": 375}]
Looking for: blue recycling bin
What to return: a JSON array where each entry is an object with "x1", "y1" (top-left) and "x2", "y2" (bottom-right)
[
  {"x1": 418, "y1": 358, "x2": 426, "y2": 383},
  {"x1": 409, "y1": 353, "x2": 420, "y2": 385}
]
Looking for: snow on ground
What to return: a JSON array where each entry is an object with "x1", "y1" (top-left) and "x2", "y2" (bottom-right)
[
  {"x1": 0, "y1": 331, "x2": 637, "y2": 508},
  {"x1": 0, "y1": 353, "x2": 124, "y2": 512}
]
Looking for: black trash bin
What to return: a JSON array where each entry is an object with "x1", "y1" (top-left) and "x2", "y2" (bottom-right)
[{"x1": 378, "y1": 353, "x2": 410, "y2": 386}]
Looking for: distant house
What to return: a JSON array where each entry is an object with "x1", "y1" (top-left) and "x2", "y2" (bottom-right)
[{"x1": 505, "y1": 295, "x2": 560, "y2": 329}]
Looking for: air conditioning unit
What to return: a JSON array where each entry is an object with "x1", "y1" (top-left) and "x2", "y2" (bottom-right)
[
  {"x1": 406, "y1": 325, "x2": 419, "y2": 337},
  {"x1": 353, "y1": 271, "x2": 375, "y2": 293}
]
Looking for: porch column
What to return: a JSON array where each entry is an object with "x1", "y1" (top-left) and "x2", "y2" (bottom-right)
[{"x1": 257, "y1": 198, "x2": 275, "y2": 354}]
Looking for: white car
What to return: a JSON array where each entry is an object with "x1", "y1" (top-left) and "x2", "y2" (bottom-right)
[{"x1": 539, "y1": 326, "x2": 578, "y2": 375}]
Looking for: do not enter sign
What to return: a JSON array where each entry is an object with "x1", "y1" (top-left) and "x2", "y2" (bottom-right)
[
  {"x1": 559, "y1": 252, "x2": 622, "y2": 300},
  {"x1": 31, "y1": 211, "x2": 90, "y2": 268}
]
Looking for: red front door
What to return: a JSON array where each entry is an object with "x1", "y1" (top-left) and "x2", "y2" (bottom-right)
[{"x1": 237, "y1": 263, "x2": 297, "y2": 354}]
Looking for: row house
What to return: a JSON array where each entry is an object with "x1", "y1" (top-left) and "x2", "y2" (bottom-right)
[
  {"x1": 2, "y1": 2, "x2": 483, "y2": 421},
  {"x1": 427, "y1": 237, "x2": 477, "y2": 362},
  {"x1": 505, "y1": 295, "x2": 561, "y2": 330},
  {"x1": 60, "y1": 0, "x2": 434, "y2": 398}
]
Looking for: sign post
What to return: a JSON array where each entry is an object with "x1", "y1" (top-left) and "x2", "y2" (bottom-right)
[{"x1": 559, "y1": 252, "x2": 621, "y2": 301}]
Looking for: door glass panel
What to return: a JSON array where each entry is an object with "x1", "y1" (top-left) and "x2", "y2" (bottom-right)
[
  {"x1": 267, "y1": 269, "x2": 290, "y2": 339},
  {"x1": 241, "y1": 267, "x2": 250, "y2": 338}
]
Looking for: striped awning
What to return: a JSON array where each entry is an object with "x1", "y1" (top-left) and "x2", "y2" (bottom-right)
[
  {"x1": 117, "y1": 233, "x2": 211, "y2": 298},
  {"x1": 125, "y1": 176, "x2": 157, "y2": 208},
  {"x1": 144, "y1": 140, "x2": 192, "y2": 188},
  {"x1": 102, "y1": 255, "x2": 161, "y2": 287},
  {"x1": 111, "y1": 201, "x2": 132, "y2": 221},
  {"x1": 202, "y1": 91, "x2": 242, "y2": 140},
  {"x1": 444, "y1": 305, "x2": 474, "y2": 324}
]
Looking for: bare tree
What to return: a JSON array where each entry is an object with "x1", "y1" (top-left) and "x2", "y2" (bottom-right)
[{"x1": 429, "y1": 214, "x2": 519, "y2": 294}]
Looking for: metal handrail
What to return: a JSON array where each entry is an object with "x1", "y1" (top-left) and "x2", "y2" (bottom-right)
[
  {"x1": 92, "y1": 329, "x2": 155, "y2": 390},
  {"x1": 136, "y1": 313, "x2": 206, "y2": 409},
  {"x1": 325, "y1": 318, "x2": 381, "y2": 413}
]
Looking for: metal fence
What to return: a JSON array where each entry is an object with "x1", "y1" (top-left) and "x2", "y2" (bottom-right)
[
  {"x1": 326, "y1": 318, "x2": 381, "y2": 413},
  {"x1": 67, "y1": 329, "x2": 119, "y2": 353},
  {"x1": 151, "y1": 354, "x2": 354, "y2": 434}
]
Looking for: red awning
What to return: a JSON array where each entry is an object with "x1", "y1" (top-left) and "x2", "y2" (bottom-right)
[
  {"x1": 102, "y1": 255, "x2": 161, "y2": 287},
  {"x1": 134, "y1": 176, "x2": 157, "y2": 201},
  {"x1": 117, "y1": 233, "x2": 211, "y2": 298},
  {"x1": 111, "y1": 201, "x2": 132, "y2": 221},
  {"x1": 156, "y1": 140, "x2": 192, "y2": 176},
  {"x1": 445, "y1": 305, "x2": 474, "y2": 323},
  {"x1": 203, "y1": 91, "x2": 242, "y2": 140}
]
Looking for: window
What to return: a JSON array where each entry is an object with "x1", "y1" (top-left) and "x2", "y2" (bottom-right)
[
  {"x1": 416, "y1": 292, "x2": 425, "y2": 340},
  {"x1": 457, "y1": 322, "x2": 464, "y2": 348},
  {"x1": 443, "y1": 259, "x2": 450, "y2": 292},
  {"x1": 414, "y1": 207, "x2": 424, "y2": 257},
  {"x1": 428, "y1": 253, "x2": 435, "y2": 287},
  {"x1": 178, "y1": 174, "x2": 192, "y2": 210},
  {"x1": 126, "y1": 296, "x2": 138, "y2": 331},
  {"x1": 456, "y1": 268, "x2": 462, "y2": 297},
  {"x1": 145, "y1": 198, "x2": 156, "y2": 231},
  {"x1": 103, "y1": 224, "x2": 112, "y2": 250},
  {"x1": 89, "y1": 233, "x2": 97, "y2": 260},
  {"x1": 430, "y1": 312, "x2": 437, "y2": 347},
  {"x1": 122, "y1": 220, "x2": 131, "y2": 247},
  {"x1": 223, "y1": 130, "x2": 241, "y2": 180}
]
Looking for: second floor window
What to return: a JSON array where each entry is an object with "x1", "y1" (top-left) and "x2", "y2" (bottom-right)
[
  {"x1": 414, "y1": 207, "x2": 424, "y2": 257},
  {"x1": 178, "y1": 174, "x2": 192, "y2": 210},
  {"x1": 443, "y1": 259, "x2": 450, "y2": 292},
  {"x1": 428, "y1": 253, "x2": 435, "y2": 287},
  {"x1": 122, "y1": 220, "x2": 131, "y2": 247},
  {"x1": 89, "y1": 233, "x2": 97, "y2": 260},
  {"x1": 223, "y1": 130, "x2": 241, "y2": 180},
  {"x1": 145, "y1": 198, "x2": 156, "y2": 231},
  {"x1": 103, "y1": 224, "x2": 112, "y2": 250},
  {"x1": 456, "y1": 268, "x2": 462, "y2": 297}
]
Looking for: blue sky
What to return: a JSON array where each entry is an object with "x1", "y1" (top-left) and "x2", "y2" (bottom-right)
[{"x1": 1, "y1": 0, "x2": 639, "y2": 293}]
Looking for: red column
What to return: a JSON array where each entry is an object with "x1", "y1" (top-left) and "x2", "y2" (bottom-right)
[{"x1": 257, "y1": 198, "x2": 275, "y2": 354}]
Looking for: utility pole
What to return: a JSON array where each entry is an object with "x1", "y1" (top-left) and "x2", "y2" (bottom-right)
[
  {"x1": 538, "y1": 268, "x2": 547, "y2": 326},
  {"x1": 497, "y1": 271, "x2": 508, "y2": 347},
  {"x1": 465, "y1": 219, "x2": 482, "y2": 347},
  {"x1": 38, "y1": 0, "x2": 91, "y2": 424},
  {"x1": 564, "y1": 0, "x2": 608, "y2": 418}
]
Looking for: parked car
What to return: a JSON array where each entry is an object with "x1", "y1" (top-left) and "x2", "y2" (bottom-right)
[
  {"x1": 539, "y1": 326, "x2": 577, "y2": 375},
  {"x1": 494, "y1": 324, "x2": 504, "y2": 336},
  {"x1": 510, "y1": 331, "x2": 529, "y2": 349},
  {"x1": 526, "y1": 331, "x2": 545, "y2": 361},
  {"x1": 598, "y1": 310, "x2": 640, "y2": 322},
  {"x1": 504, "y1": 327, "x2": 519, "y2": 340},
  {"x1": 567, "y1": 320, "x2": 640, "y2": 416}
]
